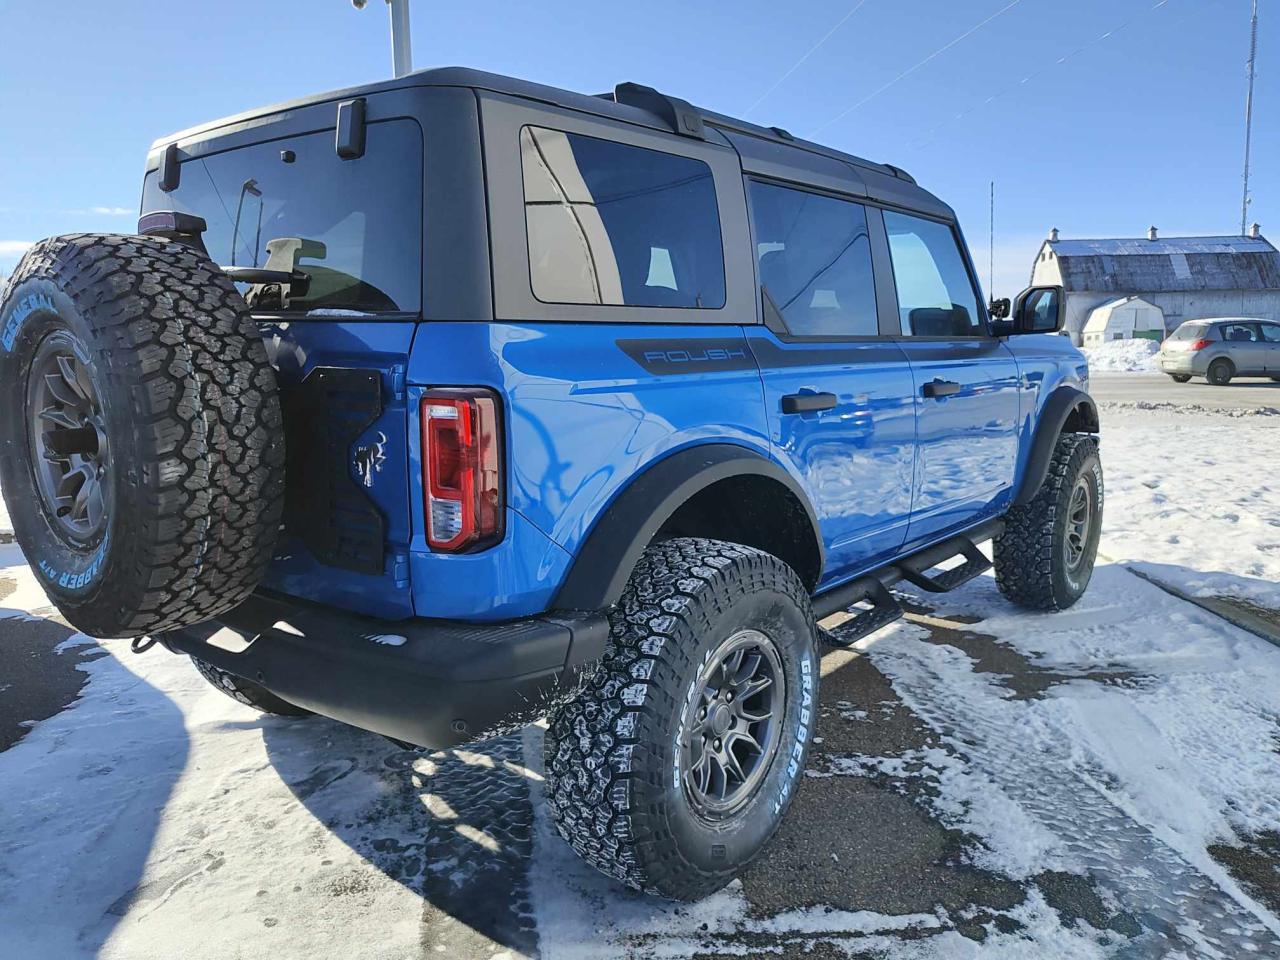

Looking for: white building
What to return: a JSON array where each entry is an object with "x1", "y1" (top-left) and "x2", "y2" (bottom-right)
[
  {"x1": 1081, "y1": 296, "x2": 1165, "y2": 345},
  {"x1": 1030, "y1": 226, "x2": 1280, "y2": 344}
]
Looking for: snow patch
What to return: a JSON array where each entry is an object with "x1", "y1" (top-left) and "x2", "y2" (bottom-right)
[{"x1": 1082, "y1": 337, "x2": 1160, "y2": 372}]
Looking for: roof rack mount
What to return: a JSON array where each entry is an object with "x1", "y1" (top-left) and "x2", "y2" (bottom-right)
[{"x1": 613, "y1": 82, "x2": 706, "y2": 140}]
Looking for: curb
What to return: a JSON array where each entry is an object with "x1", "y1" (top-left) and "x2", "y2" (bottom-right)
[{"x1": 1122, "y1": 564, "x2": 1280, "y2": 651}]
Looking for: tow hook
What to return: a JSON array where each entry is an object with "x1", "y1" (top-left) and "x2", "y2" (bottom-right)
[{"x1": 130, "y1": 635, "x2": 160, "y2": 654}]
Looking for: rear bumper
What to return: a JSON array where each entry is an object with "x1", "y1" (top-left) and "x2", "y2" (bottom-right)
[
  {"x1": 1156, "y1": 352, "x2": 1202, "y2": 375},
  {"x1": 161, "y1": 591, "x2": 608, "y2": 748}
]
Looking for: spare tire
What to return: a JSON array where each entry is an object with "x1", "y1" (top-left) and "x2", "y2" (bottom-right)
[{"x1": 0, "y1": 234, "x2": 285, "y2": 638}]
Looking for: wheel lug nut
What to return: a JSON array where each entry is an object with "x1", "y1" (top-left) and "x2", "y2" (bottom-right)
[
  {"x1": 726, "y1": 692, "x2": 734, "y2": 702},
  {"x1": 714, "y1": 739, "x2": 722, "y2": 750}
]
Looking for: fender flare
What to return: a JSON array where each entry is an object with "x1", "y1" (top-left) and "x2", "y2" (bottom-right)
[
  {"x1": 1013, "y1": 386, "x2": 1099, "y2": 506},
  {"x1": 553, "y1": 444, "x2": 823, "y2": 610}
]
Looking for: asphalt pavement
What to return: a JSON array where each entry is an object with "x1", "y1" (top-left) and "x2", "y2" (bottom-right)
[{"x1": 1089, "y1": 372, "x2": 1280, "y2": 411}]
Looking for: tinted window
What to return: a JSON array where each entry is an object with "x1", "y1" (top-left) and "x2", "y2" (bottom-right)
[
  {"x1": 884, "y1": 211, "x2": 983, "y2": 337},
  {"x1": 748, "y1": 181, "x2": 878, "y2": 337},
  {"x1": 1260, "y1": 324, "x2": 1280, "y2": 343},
  {"x1": 1170, "y1": 322, "x2": 1209, "y2": 340},
  {"x1": 141, "y1": 120, "x2": 422, "y2": 314},
  {"x1": 1220, "y1": 322, "x2": 1259, "y2": 342},
  {"x1": 520, "y1": 126, "x2": 724, "y2": 308}
]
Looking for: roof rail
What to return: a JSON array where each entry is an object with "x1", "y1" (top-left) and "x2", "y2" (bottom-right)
[
  {"x1": 884, "y1": 164, "x2": 917, "y2": 184},
  {"x1": 612, "y1": 82, "x2": 706, "y2": 140}
]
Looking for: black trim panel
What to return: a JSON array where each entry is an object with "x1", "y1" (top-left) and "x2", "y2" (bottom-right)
[
  {"x1": 1014, "y1": 387, "x2": 1098, "y2": 505},
  {"x1": 554, "y1": 444, "x2": 822, "y2": 609}
]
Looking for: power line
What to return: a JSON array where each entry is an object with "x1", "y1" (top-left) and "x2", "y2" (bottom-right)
[
  {"x1": 905, "y1": 0, "x2": 1194, "y2": 152},
  {"x1": 810, "y1": 0, "x2": 1025, "y2": 137},
  {"x1": 745, "y1": 0, "x2": 873, "y2": 117}
]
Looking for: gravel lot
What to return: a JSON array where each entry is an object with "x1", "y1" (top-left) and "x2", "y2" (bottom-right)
[{"x1": 1, "y1": 401, "x2": 1278, "y2": 959}]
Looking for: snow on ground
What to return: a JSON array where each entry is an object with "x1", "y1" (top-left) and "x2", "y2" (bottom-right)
[
  {"x1": 1, "y1": 407, "x2": 1279, "y2": 958},
  {"x1": 1098, "y1": 406, "x2": 1280, "y2": 609},
  {"x1": 1082, "y1": 338, "x2": 1160, "y2": 372}
]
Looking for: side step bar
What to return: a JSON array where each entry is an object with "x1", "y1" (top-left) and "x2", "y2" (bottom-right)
[
  {"x1": 812, "y1": 518, "x2": 1005, "y2": 646},
  {"x1": 898, "y1": 537, "x2": 992, "y2": 593},
  {"x1": 819, "y1": 576, "x2": 904, "y2": 647}
]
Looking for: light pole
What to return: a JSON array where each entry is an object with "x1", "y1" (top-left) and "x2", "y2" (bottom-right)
[
  {"x1": 353, "y1": 0, "x2": 413, "y2": 79},
  {"x1": 1241, "y1": 0, "x2": 1259, "y2": 236}
]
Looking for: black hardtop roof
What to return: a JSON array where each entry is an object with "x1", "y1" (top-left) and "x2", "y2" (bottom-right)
[{"x1": 151, "y1": 66, "x2": 950, "y2": 218}]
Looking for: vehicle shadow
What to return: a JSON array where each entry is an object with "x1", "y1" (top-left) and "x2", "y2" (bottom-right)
[
  {"x1": 0, "y1": 603, "x2": 189, "y2": 958},
  {"x1": 260, "y1": 714, "x2": 556, "y2": 956},
  {"x1": 257, "y1": 622, "x2": 1085, "y2": 957}
]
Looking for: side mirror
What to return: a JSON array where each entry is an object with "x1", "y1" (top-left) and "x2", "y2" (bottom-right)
[{"x1": 1009, "y1": 285, "x2": 1064, "y2": 335}]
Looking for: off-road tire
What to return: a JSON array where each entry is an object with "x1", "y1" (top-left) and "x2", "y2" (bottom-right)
[
  {"x1": 1207, "y1": 358, "x2": 1234, "y2": 385},
  {"x1": 191, "y1": 657, "x2": 310, "y2": 717},
  {"x1": 0, "y1": 235, "x2": 285, "y2": 637},
  {"x1": 994, "y1": 434, "x2": 1102, "y2": 611},
  {"x1": 544, "y1": 538, "x2": 819, "y2": 901},
  {"x1": 1169, "y1": 374, "x2": 1191, "y2": 383}
]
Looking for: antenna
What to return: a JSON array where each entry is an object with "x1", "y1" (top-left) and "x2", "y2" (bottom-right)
[
  {"x1": 1241, "y1": 0, "x2": 1259, "y2": 236},
  {"x1": 353, "y1": 0, "x2": 412, "y2": 78},
  {"x1": 989, "y1": 180, "x2": 995, "y2": 297}
]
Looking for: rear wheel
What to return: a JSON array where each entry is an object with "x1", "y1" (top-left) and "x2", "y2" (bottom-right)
[
  {"x1": 1207, "y1": 358, "x2": 1234, "y2": 385},
  {"x1": 544, "y1": 538, "x2": 818, "y2": 901},
  {"x1": 994, "y1": 434, "x2": 1102, "y2": 611},
  {"x1": 1169, "y1": 374, "x2": 1191, "y2": 383}
]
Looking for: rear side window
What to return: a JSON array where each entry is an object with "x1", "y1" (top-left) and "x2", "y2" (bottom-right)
[
  {"x1": 884, "y1": 211, "x2": 983, "y2": 337},
  {"x1": 1261, "y1": 324, "x2": 1280, "y2": 343},
  {"x1": 520, "y1": 126, "x2": 725, "y2": 308},
  {"x1": 141, "y1": 120, "x2": 422, "y2": 314},
  {"x1": 1220, "y1": 322, "x2": 1259, "y2": 342},
  {"x1": 747, "y1": 181, "x2": 878, "y2": 338}
]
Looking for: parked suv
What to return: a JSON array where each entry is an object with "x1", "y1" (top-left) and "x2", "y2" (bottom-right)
[
  {"x1": 0, "y1": 68, "x2": 1101, "y2": 900},
  {"x1": 1157, "y1": 317, "x2": 1280, "y2": 384}
]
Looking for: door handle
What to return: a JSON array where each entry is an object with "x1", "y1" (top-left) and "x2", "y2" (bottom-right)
[
  {"x1": 922, "y1": 379, "x2": 961, "y2": 398},
  {"x1": 781, "y1": 392, "x2": 837, "y2": 414}
]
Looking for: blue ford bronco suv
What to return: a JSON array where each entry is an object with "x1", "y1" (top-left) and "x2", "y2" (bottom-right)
[{"x1": 0, "y1": 68, "x2": 1100, "y2": 900}]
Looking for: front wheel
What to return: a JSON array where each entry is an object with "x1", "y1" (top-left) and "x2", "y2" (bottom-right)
[
  {"x1": 1169, "y1": 374, "x2": 1191, "y2": 383},
  {"x1": 544, "y1": 538, "x2": 819, "y2": 901},
  {"x1": 994, "y1": 434, "x2": 1103, "y2": 611}
]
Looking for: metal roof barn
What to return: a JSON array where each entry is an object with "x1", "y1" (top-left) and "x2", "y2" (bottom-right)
[{"x1": 1030, "y1": 228, "x2": 1280, "y2": 343}]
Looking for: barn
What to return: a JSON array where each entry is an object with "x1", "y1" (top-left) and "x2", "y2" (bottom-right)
[{"x1": 1029, "y1": 226, "x2": 1280, "y2": 344}]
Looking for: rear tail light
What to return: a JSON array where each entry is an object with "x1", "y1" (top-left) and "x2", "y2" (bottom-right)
[
  {"x1": 421, "y1": 389, "x2": 503, "y2": 552},
  {"x1": 1189, "y1": 338, "x2": 1213, "y2": 351}
]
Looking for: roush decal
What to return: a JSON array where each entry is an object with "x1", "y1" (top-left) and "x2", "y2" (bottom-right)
[{"x1": 618, "y1": 338, "x2": 756, "y2": 375}]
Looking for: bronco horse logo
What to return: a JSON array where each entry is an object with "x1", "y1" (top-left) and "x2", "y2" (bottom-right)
[{"x1": 353, "y1": 431, "x2": 388, "y2": 488}]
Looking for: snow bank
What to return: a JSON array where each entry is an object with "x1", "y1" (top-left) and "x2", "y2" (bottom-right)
[{"x1": 1082, "y1": 337, "x2": 1160, "y2": 372}]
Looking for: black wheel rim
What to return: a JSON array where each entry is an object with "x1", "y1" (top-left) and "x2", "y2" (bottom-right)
[
  {"x1": 1064, "y1": 476, "x2": 1092, "y2": 573},
  {"x1": 679, "y1": 628, "x2": 786, "y2": 819},
  {"x1": 26, "y1": 330, "x2": 111, "y2": 543}
]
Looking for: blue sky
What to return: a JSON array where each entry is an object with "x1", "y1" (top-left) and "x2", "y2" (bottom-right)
[{"x1": 0, "y1": 0, "x2": 1274, "y2": 296}]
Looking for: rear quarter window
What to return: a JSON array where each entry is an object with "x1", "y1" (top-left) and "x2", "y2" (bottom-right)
[
  {"x1": 141, "y1": 119, "x2": 423, "y2": 314},
  {"x1": 519, "y1": 126, "x2": 725, "y2": 309}
]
